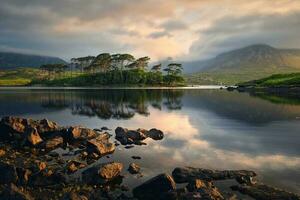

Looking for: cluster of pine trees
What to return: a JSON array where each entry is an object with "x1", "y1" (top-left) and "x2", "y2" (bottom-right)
[{"x1": 39, "y1": 53, "x2": 184, "y2": 86}]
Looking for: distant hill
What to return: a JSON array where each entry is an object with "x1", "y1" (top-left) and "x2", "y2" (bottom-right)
[
  {"x1": 0, "y1": 52, "x2": 66, "y2": 69},
  {"x1": 184, "y1": 44, "x2": 300, "y2": 85}
]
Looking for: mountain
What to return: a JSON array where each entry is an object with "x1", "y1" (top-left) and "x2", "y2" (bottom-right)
[
  {"x1": 184, "y1": 44, "x2": 300, "y2": 85},
  {"x1": 0, "y1": 52, "x2": 67, "y2": 69}
]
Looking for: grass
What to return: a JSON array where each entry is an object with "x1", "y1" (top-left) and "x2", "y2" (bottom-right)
[{"x1": 239, "y1": 73, "x2": 300, "y2": 87}]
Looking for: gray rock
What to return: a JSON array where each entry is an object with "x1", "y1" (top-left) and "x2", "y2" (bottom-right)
[
  {"x1": 82, "y1": 162, "x2": 123, "y2": 184},
  {"x1": 133, "y1": 173, "x2": 176, "y2": 200},
  {"x1": 172, "y1": 167, "x2": 256, "y2": 183}
]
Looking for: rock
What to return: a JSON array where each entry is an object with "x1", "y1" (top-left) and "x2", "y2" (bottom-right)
[
  {"x1": 133, "y1": 173, "x2": 176, "y2": 200},
  {"x1": 131, "y1": 156, "x2": 141, "y2": 160},
  {"x1": 67, "y1": 160, "x2": 86, "y2": 173},
  {"x1": 16, "y1": 167, "x2": 32, "y2": 185},
  {"x1": 172, "y1": 167, "x2": 256, "y2": 183},
  {"x1": 0, "y1": 116, "x2": 60, "y2": 141},
  {"x1": 29, "y1": 170, "x2": 66, "y2": 186},
  {"x1": 68, "y1": 126, "x2": 97, "y2": 140},
  {"x1": 146, "y1": 128, "x2": 164, "y2": 140},
  {"x1": 101, "y1": 126, "x2": 110, "y2": 131},
  {"x1": 231, "y1": 184, "x2": 300, "y2": 200},
  {"x1": 115, "y1": 127, "x2": 147, "y2": 145},
  {"x1": 26, "y1": 127, "x2": 43, "y2": 146},
  {"x1": 128, "y1": 163, "x2": 141, "y2": 174},
  {"x1": 82, "y1": 162, "x2": 123, "y2": 184},
  {"x1": 0, "y1": 183, "x2": 34, "y2": 200},
  {"x1": 235, "y1": 175, "x2": 256, "y2": 185},
  {"x1": 0, "y1": 161, "x2": 18, "y2": 184},
  {"x1": 0, "y1": 149, "x2": 5, "y2": 157},
  {"x1": 36, "y1": 161, "x2": 47, "y2": 171},
  {"x1": 186, "y1": 179, "x2": 224, "y2": 200},
  {"x1": 44, "y1": 136, "x2": 64, "y2": 150},
  {"x1": 86, "y1": 133, "x2": 115, "y2": 156}
]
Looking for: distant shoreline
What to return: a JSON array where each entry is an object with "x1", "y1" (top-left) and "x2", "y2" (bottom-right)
[{"x1": 0, "y1": 85, "x2": 226, "y2": 90}]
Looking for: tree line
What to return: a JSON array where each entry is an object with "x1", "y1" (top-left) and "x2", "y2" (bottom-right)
[{"x1": 39, "y1": 53, "x2": 184, "y2": 86}]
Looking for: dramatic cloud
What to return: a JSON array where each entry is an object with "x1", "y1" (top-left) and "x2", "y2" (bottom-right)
[{"x1": 0, "y1": 0, "x2": 300, "y2": 61}]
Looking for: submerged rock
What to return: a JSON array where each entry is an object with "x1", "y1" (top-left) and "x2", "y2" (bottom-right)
[
  {"x1": 82, "y1": 162, "x2": 123, "y2": 184},
  {"x1": 231, "y1": 184, "x2": 300, "y2": 200},
  {"x1": 172, "y1": 167, "x2": 256, "y2": 183},
  {"x1": 128, "y1": 163, "x2": 141, "y2": 174},
  {"x1": 86, "y1": 133, "x2": 115, "y2": 156},
  {"x1": 133, "y1": 173, "x2": 176, "y2": 200}
]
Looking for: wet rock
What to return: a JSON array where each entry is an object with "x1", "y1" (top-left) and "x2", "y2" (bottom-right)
[
  {"x1": 67, "y1": 160, "x2": 86, "y2": 173},
  {"x1": 133, "y1": 173, "x2": 176, "y2": 200},
  {"x1": 115, "y1": 127, "x2": 147, "y2": 145},
  {"x1": 68, "y1": 126, "x2": 97, "y2": 140},
  {"x1": 186, "y1": 179, "x2": 224, "y2": 200},
  {"x1": 231, "y1": 184, "x2": 300, "y2": 200},
  {"x1": 124, "y1": 145, "x2": 134, "y2": 149},
  {"x1": 0, "y1": 116, "x2": 60, "y2": 141},
  {"x1": 0, "y1": 183, "x2": 34, "y2": 200},
  {"x1": 146, "y1": 128, "x2": 164, "y2": 140},
  {"x1": 26, "y1": 127, "x2": 43, "y2": 146},
  {"x1": 82, "y1": 162, "x2": 123, "y2": 184},
  {"x1": 0, "y1": 161, "x2": 18, "y2": 184},
  {"x1": 0, "y1": 149, "x2": 5, "y2": 157},
  {"x1": 86, "y1": 133, "x2": 115, "y2": 156},
  {"x1": 44, "y1": 136, "x2": 64, "y2": 150},
  {"x1": 115, "y1": 127, "x2": 164, "y2": 145},
  {"x1": 172, "y1": 167, "x2": 256, "y2": 183},
  {"x1": 128, "y1": 163, "x2": 141, "y2": 174},
  {"x1": 48, "y1": 151, "x2": 60, "y2": 157},
  {"x1": 235, "y1": 175, "x2": 256, "y2": 185},
  {"x1": 101, "y1": 126, "x2": 110, "y2": 131}
]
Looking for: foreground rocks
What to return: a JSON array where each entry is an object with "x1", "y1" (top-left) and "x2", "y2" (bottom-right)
[
  {"x1": 0, "y1": 116, "x2": 299, "y2": 200},
  {"x1": 115, "y1": 127, "x2": 164, "y2": 145}
]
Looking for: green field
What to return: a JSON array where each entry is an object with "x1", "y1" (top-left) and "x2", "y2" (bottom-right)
[{"x1": 239, "y1": 73, "x2": 300, "y2": 87}]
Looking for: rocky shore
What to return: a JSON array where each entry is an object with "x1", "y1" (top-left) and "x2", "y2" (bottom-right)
[{"x1": 0, "y1": 116, "x2": 299, "y2": 200}]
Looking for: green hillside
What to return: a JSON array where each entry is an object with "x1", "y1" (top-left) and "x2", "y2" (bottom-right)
[{"x1": 239, "y1": 73, "x2": 300, "y2": 87}]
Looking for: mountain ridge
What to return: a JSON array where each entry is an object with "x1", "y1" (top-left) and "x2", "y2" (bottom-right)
[{"x1": 0, "y1": 52, "x2": 67, "y2": 69}]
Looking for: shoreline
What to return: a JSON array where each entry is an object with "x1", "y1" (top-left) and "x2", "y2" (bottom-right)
[{"x1": 0, "y1": 85, "x2": 227, "y2": 90}]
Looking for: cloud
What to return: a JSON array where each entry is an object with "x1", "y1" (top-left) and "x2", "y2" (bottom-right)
[{"x1": 1, "y1": 0, "x2": 300, "y2": 61}]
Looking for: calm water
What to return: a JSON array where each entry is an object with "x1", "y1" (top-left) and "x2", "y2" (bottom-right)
[{"x1": 0, "y1": 88, "x2": 299, "y2": 194}]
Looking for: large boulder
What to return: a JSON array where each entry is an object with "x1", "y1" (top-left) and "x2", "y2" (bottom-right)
[
  {"x1": 67, "y1": 126, "x2": 97, "y2": 140},
  {"x1": 0, "y1": 161, "x2": 18, "y2": 184},
  {"x1": 86, "y1": 133, "x2": 115, "y2": 156},
  {"x1": 82, "y1": 162, "x2": 123, "y2": 184},
  {"x1": 115, "y1": 127, "x2": 164, "y2": 145},
  {"x1": 133, "y1": 173, "x2": 176, "y2": 200},
  {"x1": 0, "y1": 116, "x2": 60, "y2": 141},
  {"x1": 172, "y1": 167, "x2": 256, "y2": 183}
]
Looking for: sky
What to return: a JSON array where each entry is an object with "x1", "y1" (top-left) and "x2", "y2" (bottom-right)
[{"x1": 1, "y1": 0, "x2": 300, "y2": 61}]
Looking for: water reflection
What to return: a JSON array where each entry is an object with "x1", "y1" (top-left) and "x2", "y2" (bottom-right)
[{"x1": 0, "y1": 89, "x2": 299, "y2": 194}]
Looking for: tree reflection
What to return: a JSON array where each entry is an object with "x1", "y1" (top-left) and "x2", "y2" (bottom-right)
[{"x1": 39, "y1": 89, "x2": 184, "y2": 119}]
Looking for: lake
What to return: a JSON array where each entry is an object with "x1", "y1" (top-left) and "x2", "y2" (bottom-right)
[{"x1": 0, "y1": 88, "x2": 299, "y2": 195}]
